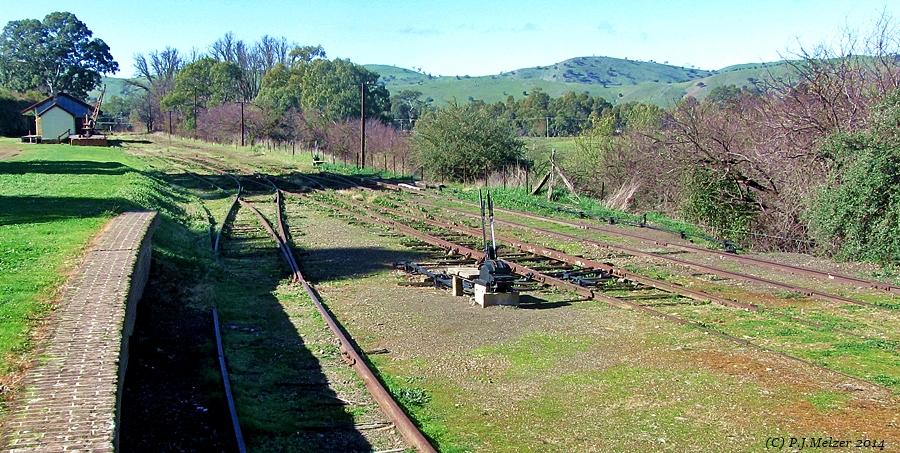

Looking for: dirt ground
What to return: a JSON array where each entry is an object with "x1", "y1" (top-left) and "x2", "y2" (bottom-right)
[
  {"x1": 0, "y1": 143, "x2": 21, "y2": 160},
  {"x1": 286, "y1": 199, "x2": 900, "y2": 452},
  {"x1": 106, "y1": 138, "x2": 900, "y2": 451}
]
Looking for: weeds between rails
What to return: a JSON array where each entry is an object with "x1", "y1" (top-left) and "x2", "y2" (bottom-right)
[
  {"x1": 117, "y1": 145, "x2": 900, "y2": 451},
  {"x1": 154, "y1": 152, "x2": 900, "y2": 395},
  {"x1": 296, "y1": 190, "x2": 880, "y2": 390},
  {"x1": 197, "y1": 157, "x2": 899, "y2": 301},
  {"x1": 322, "y1": 189, "x2": 897, "y2": 391},
  {"x1": 371, "y1": 193, "x2": 900, "y2": 344},
  {"x1": 148, "y1": 154, "x2": 432, "y2": 452},
  {"x1": 333, "y1": 192, "x2": 897, "y2": 338},
  {"x1": 392, "y1": 182, "x2": 900, "y2": 298}
]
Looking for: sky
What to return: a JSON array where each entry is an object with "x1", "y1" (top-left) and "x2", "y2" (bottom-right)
[{"x1": 1, "y1": 1, "x2": 893, "y2": 78}]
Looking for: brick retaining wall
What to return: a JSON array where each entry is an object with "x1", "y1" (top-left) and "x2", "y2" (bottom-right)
[{"x1": 3, "y1": 211, "x2": 159, "y2": 452}]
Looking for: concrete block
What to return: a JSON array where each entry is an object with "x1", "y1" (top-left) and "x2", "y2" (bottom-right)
[
  {"x1": 473, "y1": 284, "x2": 519, "y2": 308},
  {"x1": 451, "y1": 276, "x2": 464, "y2": 296}
]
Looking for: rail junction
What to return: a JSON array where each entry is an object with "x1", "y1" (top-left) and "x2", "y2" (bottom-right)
[{"x1": 18, "y1": 142, "x2": 896, "y2": 451}]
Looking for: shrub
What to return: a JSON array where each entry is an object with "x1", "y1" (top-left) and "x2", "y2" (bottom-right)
[
  {"x1": 681, "y1": 167, "x2": 759, "y2": 244},
  {"x1": 415, "y1": 103, "x2": 524, "y2": 182},
  {"x1": 808, "y1": 91, "x2": 900, "y2": 263}
]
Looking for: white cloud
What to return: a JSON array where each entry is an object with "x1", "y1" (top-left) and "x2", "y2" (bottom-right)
[
  {"x1": 597, "y1": 21, "x2": 614, "y2": 34},
  {"x1": 399, "y1": 26, "x2": 442, "y2": 36}
]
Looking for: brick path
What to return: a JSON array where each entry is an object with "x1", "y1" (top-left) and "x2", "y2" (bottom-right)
[{"x1": 3, "y1": 211, "x2": 158, "y2": 453}]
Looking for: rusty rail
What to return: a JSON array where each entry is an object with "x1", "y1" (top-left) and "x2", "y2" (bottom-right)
[
  {"x1": 500, "y1": 205, "x2": 900, "y2": 296},
  {"x1": 300, "y1": 191, "x2": 894, "y2": 394},
  {"x1": 392, "y1": 183, "x2": 900, "y2": 297},
  {"x1": 429, "y1": 204, "x2": 891, "y2": 310},
  {"x1": 213, "y1": 307, "x2": 248, "y2": 453},
  {"x1": 238, "y1": 193, "x2": 437, "y2": 453},
  {"x1": 344, "y1": 196, "x2": 885, "y2": 340},
  {"x1": 170, "y1": 161, "x2": 437, "y2": 452}
]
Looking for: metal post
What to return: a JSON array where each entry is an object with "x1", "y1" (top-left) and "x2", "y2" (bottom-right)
[
  {"x1": 360, "y1": 83, "x2": 366, "y2": 169},
  {"x1": 487, "y1": 191, "x2": 498, "y2": 260},
  {"x1": 479, "y1": 190, "x2": 488, "y2": 257}
]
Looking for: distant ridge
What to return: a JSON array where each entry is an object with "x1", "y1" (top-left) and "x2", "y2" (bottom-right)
[
  {"x1": 366, "y1": 55, "x2": 792, "y2": 107},
  {"x1": 93, "y1": 55, "x2": 793, "y2": 107}
]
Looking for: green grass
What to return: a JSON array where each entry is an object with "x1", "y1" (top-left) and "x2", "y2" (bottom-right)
[
  {"x1": 375, "y1": 331, "x2": 784, "y2": 453},
  {"x1": 369, "y1": 355, "x2": 473, "y2": 453},
  {"x1": 103, "y1": 133, "x2": 900, "y2": 451},
  {"x1": 366, "y1": 56, "x2": 715, "y2": 107},
  {"x1": 806, "y1": 390, "x2": 851, "y2": 413},
  {"x1": 518, "y1": 364, "x2": 765, "y2": 450},
  {"x1": 0, "y1": 143, "x2": 140, "y2": 374},
  {"x1": 0, "y1": 138, "x2": 212, "y2": 393},
  {"x1": 473, "y1": 333, "x2": 589, "y2": 375},
  {"x1": 441, "y1": 185, "x2": 713, "y2": 245},
  {"x1": 653, "y1": 303, "x2": 900, "y2": 392}
]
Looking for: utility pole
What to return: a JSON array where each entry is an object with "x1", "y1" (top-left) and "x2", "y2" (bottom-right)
[{"x1": 360, "y1": 83, "x2": 366, "y2": 169}]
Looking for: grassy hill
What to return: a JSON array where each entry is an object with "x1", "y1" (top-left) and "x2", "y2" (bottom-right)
[
  {"x1": 90, "y1": 56, "x2": 795, "y2": 107},
  {"x1": 367, "y1": 56, "x2": 796, "y2": 107},
  {"x1": 87, "y1": 76, "x2": 133, "y2": 102}
]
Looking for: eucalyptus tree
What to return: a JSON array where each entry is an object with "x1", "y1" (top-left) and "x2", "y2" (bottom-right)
[
  {"x1": 0, "y1": 11, "x2": 118, "y2": 98},
  {"x1": 209, "y1": 33, "x2": 308, "y2": 101},
  {"x1": 390, "y1": 90, "x2": 428, "y2": 130},
  {"x1": 257, "y1": 52, "x2": 389, "y2": 122}
]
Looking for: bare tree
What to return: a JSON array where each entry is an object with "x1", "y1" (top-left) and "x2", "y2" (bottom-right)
[
  {"x1": 129, "y1": 47, "x2": 183, "y2": 132},
  {"x1": 656, "y1": 10, "x2": 900, "y2": 250},
  {"x1": 209, "y1": 33, "x2": 303, "y2": 101}
]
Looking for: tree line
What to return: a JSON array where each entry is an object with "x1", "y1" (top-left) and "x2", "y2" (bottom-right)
[{"x1": 3, "y1": 11, "x2": 900, "y2": 264}]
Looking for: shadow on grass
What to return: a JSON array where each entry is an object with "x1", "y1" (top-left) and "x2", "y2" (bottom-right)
[
  {"x1": 0, "y1": 160, "x2": 130, "y2": 175},
  {"x1": 160, "y1": 171, "x2": 241, "y2": 196},
  {"x1": 517, "y1": 294, "x2": 577, "y2": 309},
  {"x1": 0, "y1": 195, "x2": 140, "y2": 226},
  {"x1": 298, "y1": 246, "x2": 427, "y2": 284},
  {"x1": 108, "y1": 138, "x2": 153, "y2": 146},
  {"x1": 215, "y1": 230, "x2": 381, "y2": 450},
  {"x1": 119, "y1": 255, "x2": 236, "y2": 451},
  {"x1": 122, "y1": 207, "x2": 396, "y2": 451}
]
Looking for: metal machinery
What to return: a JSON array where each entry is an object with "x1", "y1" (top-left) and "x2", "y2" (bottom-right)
[
  {"x1": 81, "y1": 85, "x2": 105, "y2": 137},
  {"x1": 474, "y1": 190, "x2": 516, "y2": 295}
]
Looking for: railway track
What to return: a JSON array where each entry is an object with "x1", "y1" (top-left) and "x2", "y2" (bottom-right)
[
  {"x1": 150, "y1": 154, "x2": 435, "y2": 452},
  {"x1": 295, "y1": 188, "x2": 897, "y2": 393},
  {"x1": 169, "y1": 154, "x2": 900, "y2": 393},
  {"x1": 329, "y1": 182, "x2": 900, "y2": 315},
  {"x1": 394, "y1": 184, "x2": 900, "y2": 295},
  {"x1": 331, "y1": 192, "x2": 896, "y2": 338},
  {"x1": 355, "y1": 192, "x2": 900, "y2": 335},
  {"x1": 221, "y1": 162, "x2": 898, "y2": 306},
  {"x1": 136, "y1": 149, "x2": 900, "y2": 448}
]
